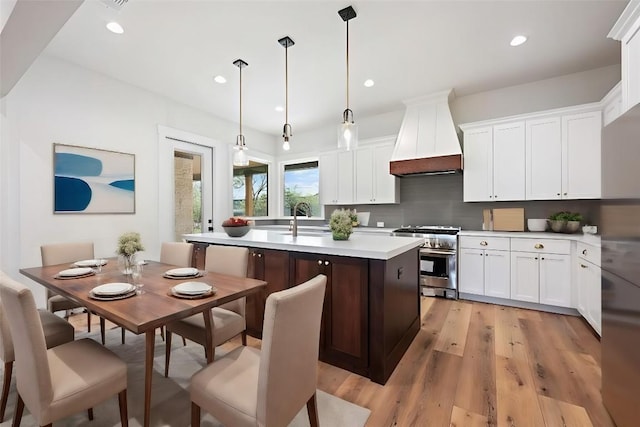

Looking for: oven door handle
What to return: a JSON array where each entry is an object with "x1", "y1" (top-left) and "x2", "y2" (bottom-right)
[{"x1": 420, "y1": 249, "x2": 456, "y2": 257}]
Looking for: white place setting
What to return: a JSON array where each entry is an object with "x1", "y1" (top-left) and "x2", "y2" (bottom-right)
[
  {"x1": 170, "y1": 281, "x2": 215, "y2": 299},
  {"x1": 89, "y1": 282, "x2": 137, "y2": 301}
]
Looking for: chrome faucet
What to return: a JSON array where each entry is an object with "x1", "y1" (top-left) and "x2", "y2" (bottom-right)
[{"x1": 291, "y1": 201, "x2": 312, "y2": 237}]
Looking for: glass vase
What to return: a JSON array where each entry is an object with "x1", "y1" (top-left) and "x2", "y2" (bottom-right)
[{"x1": 118, "y1": 253, "x2": 137, "y2": 275}]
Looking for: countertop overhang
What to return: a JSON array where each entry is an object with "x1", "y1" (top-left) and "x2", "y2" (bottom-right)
[{"x1": 183, "y1": 230, "x2": 424, "y2": 260}]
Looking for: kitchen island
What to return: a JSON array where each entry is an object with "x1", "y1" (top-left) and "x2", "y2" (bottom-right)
[{"x1": 184, "y1": 230, "x2": 423, "y2": 384}]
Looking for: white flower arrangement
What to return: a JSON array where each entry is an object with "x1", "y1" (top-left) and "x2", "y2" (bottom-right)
[
  {"x1": 117, "y1": 232, "x2": 144, "y2": 256},
  {"x1": 329, "y1": 209, "x2": 353, "y2": 240}
]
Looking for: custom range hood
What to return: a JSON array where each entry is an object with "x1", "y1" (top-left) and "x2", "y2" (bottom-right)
[{"x1": 390, "y1": 89, "x2": 463, "y2": 176}]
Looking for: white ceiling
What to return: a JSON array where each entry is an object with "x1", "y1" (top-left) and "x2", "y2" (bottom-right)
[{"x1": 42, "y1": 0, "x2": 627, "y2": 136}]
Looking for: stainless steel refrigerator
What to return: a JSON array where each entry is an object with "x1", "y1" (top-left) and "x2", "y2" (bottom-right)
[{"x1": 601, "y1": 103, "x2": 640, "y2": 427}]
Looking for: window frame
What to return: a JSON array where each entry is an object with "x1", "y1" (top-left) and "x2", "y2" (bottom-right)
[{"x1": 278, "y1": 156, "x2": 323, "y2": 220}]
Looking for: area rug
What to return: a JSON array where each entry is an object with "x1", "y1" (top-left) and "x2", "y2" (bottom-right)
[{"x1": 0, "y1": 330, "x2": 370, "y2": 427}]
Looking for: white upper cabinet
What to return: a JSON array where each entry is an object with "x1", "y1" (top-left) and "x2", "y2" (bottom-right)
[
  {"x1": 562, "y1": 111, "x2": 602, "y2": 199},
  {"x1": 492, "y1": 121, "x2": 525, "y2": 201},
  {"x1": 463, "y1": 103, "x2": 602, "y2": 202},
  {"x1": 526, "y1": 117, "x2": 562, "y2": 199},
  {"x1": 354, "y1": 140, "x2": 399, "y2": 204},
  {"x1": 319, "y1": 150, "x2": 353, "y2": 205},
  {"x1": 462, "y1": 127, "x2": 493, "y2": 202},
  {"x1": 608, "y1": 1, "x2": 640, "y2": 113}
]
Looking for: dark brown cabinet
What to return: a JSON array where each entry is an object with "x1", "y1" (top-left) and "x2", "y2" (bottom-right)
[
  {"x1": 245, "y1": 248, "x2": 290, "y2": 338},
  {"x1": 290, "y1": 252, "x2": 369, "y2": 376},
  {"x1": 191, "y1": 243, "x2": 208, "y2": 270}
]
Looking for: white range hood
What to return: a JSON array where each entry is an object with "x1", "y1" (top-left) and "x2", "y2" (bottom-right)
[{"x1": 390, "y1": 89, "x2": 463, "y2": 176}]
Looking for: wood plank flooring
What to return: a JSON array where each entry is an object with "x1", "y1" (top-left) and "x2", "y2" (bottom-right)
[{"x1": 72, "y1": 297, "x2": 614, "y2": 427}]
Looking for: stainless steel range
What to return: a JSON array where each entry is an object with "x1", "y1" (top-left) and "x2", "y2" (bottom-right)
[{"x1": 391, "y1": 226, "x2": 461, "y2": 299}]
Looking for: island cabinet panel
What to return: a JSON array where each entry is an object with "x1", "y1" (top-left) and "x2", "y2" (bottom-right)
[
  {"x1": 369, "y1": 247, "x2": 420, "y2": 384},
  {"x1": 191, "y1": 242, "x2": 208, "y2": 270},
  {"x1": 245, "y1": 248, "x2": 290, "y2": 338},
  {"x1": 289, "y1": 252, "x2": 369, "y2": 376}
]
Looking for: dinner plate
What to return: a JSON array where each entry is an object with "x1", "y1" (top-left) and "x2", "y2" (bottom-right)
[
  {"x1": 173, "y1": 281, "x2": 212, "y2": 295},
  {"x1": 57, "y1": 267, "x2": 93, "y2": 277},
  {"x1": 169, "y1": 286, "x2": 216, "y2": 299},
  {"x1": 165, "y1": 267, "x2": 199, "y2": 277},
  {"x1": 73, "y1": 259, "x2": 108, "y2": 268},
  {"x1": 91, "y1": 283, "x2": 135, "y2": 296},
  {"x1": 89, "y1": 290, "x2": 137, "y2": 301}
]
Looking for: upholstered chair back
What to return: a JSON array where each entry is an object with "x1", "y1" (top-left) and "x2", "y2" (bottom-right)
[
  {"x1": 204, "y1": 245, "x2": 249, "y2": 316},
  {"x1": 0, "y1": 274, "x2": 53, "y2": 417},
  {"x1": 256, "y1": 274, "x2": 327, "y2": 426},
  {"x1": 160, "y1": 242, "x2": 194, "y2": 267},
  {"x1": 40, "y1": 242, "x2": 94, "y2": 300}
]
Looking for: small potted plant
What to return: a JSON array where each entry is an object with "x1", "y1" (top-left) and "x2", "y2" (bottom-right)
[
  {"x1": 329, "y1": 209, "x2": 353, "y2": 240},
  {"x1": 117, "y1": 232, "x2": 144, "y2": 274},
  {"x1": 548, "y1": 211, "x2": 583, "y2": 233}
]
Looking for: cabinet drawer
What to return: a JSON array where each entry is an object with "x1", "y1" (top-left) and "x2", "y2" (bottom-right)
[
  {"x1": 577, "y1": 242, "x2": 601, "y2": 266},
  {"x1": 511, "y1": 238, "x2": 570, "y2": 255},
  {"x1": 459, "y1": 236, "x2": 510, "y2": 250}
]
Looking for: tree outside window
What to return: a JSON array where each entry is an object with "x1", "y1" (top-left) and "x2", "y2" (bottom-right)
[
  {"x1": 233, "y1": 162, "x2": 268, "y2": 216},
  {"x1": 283, "y1": 161, "x2": 320, "y2": 216}
]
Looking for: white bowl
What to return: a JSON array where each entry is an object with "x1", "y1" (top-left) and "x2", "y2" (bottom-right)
[{"x1": 527, "y1": 219, "x2": 547, "y2": 232}]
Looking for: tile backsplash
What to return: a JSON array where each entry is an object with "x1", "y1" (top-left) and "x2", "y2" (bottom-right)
[{"x1": 324, "y1": 174, "x2": 601, "y2": 231}]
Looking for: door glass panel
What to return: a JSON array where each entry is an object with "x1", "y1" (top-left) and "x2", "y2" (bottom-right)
[
  {"x1": 233, "y1": 161, "x2": 268, "y2": 217},
  {"x1": 174, "y1": 151, "x2": 202, "y2": 240}
]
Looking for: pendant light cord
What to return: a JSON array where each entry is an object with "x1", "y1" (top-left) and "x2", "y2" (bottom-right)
[
  {"x1": 239, "y1": 65, "x2": 243, "y2": 138},
  {"x1": 285, "y1": 45, "x2": 289, "y2": 124},
  {"x1": 346, "y1": 19, "x2": 350, "y2": 110}
]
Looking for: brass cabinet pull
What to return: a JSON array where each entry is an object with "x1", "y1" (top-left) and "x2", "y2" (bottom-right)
[
  {"x1": 257, "y1": 253, "x2": 262, "y2": 258},
  {"x1": 324, "y1": 260, "x2": 330, "y2": 266},
  {"x1": 582, "y1": 249, "x2": 587, "y2": 255},
  {"x1": 480, "y1": 241, "x2": 488, "y2": 246},
  {"x1": 581, "y1": 264, "x2": 588, "y2": 268},
  {"x1": 534, "y1": 243, "x2": 544, "y2": 249},
  {"x1": 317, "y1": 260, "x2": 323, "y2": 265}
]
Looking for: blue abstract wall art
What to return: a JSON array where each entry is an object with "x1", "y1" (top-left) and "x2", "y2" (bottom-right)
[{"x1": 54, "y1": 144, "x2": 135, "y2": 213}]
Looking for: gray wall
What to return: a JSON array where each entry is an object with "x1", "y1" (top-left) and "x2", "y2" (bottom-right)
[{"x1": 324, "y1": 174, "x2": 601, "y2": 231}]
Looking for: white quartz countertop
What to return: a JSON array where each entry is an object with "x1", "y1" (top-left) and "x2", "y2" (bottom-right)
[
  {"x1": 458, "y1": 230, "x2": 601, "y2": 246},
  {"x1": 183, "y1": 230, "x2": 423, "y2": 260}
]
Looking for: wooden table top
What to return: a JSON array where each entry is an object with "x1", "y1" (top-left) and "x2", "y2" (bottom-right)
[{"x1": 20, "y1": 260, "x2": 267, "y2": 334}]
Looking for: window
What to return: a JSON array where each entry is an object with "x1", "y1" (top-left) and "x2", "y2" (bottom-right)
[
  {"x1": 283, "y1": 161, "x2": 320, "y2": 216},
  {"x1": 233, "y1": 161, "x2": 268, "y2": 217}
]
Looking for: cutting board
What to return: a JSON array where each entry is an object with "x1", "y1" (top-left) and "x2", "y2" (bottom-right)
[{"x1": 492, "y1": 208, "x2": 525, "y2": 231}]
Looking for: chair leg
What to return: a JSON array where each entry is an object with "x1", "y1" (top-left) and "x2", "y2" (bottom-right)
[
  {"x1": 12, "y1": 393, "x2": 24, "y2": 427},
  {"x1": 88, "y1": 408, "x2": 94, "y2": 420},
  {"x1": 118, "y1": 389, "x2": 128, "y2": 427},
  {"x1": 306, "y1": 392, "x2": 319, "y2": 427},
  {"x1": 121, "y1": 327, "x2": 126, "y2": 344},
  {"x1": 164, "y1": 330, "x2": 172, "y2": 377},
  {"x1": 1, "y1": 361, "x2": 13, "y2": 422},
  {"x1": 191, "y1": 402, "x2": 201, "y2": 427},
  {"x1": 86, "y1": 310, "x2": 91, "y2": 332},
  {"x1": 241, "y1": 330, "x2": 247, "y2": 346},
  {"x1": 160, "y1": 326, "x2": 165, "y2": 341},
  {"x1": 182, "y1": 336, "x2": 187, "y2": 346},
  {"x1": 100, "y1": 317, "x2": 106, "y2": 345}
]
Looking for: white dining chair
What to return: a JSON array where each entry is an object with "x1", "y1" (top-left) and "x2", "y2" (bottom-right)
[
  {"x1": 159, "y1": 241, "x2": 194, "y2": 342},
  {"x1": 190, "y1": 274, "x2": 327, "y2": 427}
]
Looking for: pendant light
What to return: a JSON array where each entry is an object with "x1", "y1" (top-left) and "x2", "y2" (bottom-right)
[
  {"x1": 232, "y1": 59, "x2": 249, "y2": 167},
  {"x1": 338, "y1": 5, "x2": 358, "y2": 151},
  {"x1": 279, "y1": 36, "x2": 295, "y2": 151}
]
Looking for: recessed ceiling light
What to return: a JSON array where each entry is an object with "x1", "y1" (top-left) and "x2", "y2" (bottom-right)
[
  {"x1": 213, "y1": 75, "x2": 227, "y2": 84},
  {"x1": 510, "y1": 35, "x2": 527, "y2": 47},
  {"x1": 106, "y1": 21, "x2": 124, "y2": 34},
  {"x1": 364, "y1": 79, "x2": 375, "y2": 87},
  {"x1": 275, "y1": 106, "x2": 284, "y2": 112}
]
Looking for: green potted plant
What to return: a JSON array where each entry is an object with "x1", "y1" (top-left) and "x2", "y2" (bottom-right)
[
  {"x1": 548, "y1": 211, "x2": 583, "y2": 233},
  {"x1": 329, "y1": 209, "x2": 353, "y2": 240}
]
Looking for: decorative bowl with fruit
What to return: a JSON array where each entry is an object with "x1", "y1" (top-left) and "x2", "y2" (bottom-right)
[{"x1": 222, "y1": 217, "x2": 251, "y2": 237}]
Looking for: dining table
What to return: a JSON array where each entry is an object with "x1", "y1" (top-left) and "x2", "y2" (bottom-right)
[{"x1": 20, "y1": 258, "x2": 267, "y2": 427}]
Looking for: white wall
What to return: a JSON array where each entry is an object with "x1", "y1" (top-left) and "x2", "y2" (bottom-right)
[{"x1": 1, "y1": 55, "x2": 277, "y2": 305}]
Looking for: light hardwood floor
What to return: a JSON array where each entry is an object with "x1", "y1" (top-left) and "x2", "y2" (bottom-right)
[{"x1": 71, "y1": 297, "x2": 613, "y2": 427}]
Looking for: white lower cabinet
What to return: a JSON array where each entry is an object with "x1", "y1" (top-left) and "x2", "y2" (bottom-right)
[
  {"x1": 510, "y1": 238, "x2": 572, "y2": 307},
  {"x1": 459, "y1": 236, "x2": 510, "y2": 297},
  {"x1": 576, "y1": 242, "x2": 602, "y2": 335}
]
